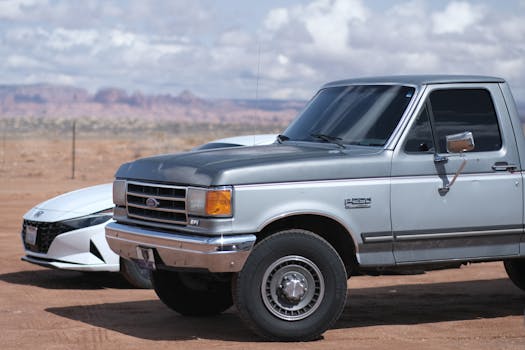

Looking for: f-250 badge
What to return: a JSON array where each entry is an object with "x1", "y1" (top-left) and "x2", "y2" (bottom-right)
[{"x1": 345, "y1": 198, "x2": 371, "y2": 209}]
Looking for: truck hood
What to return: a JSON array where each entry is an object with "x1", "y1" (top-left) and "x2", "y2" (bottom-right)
[
  {"x1": 116, "y1": 143, "x2": 391, "y2": 187},
  {"x1": 23, "y1": 183, "x2": 113, "y2": 222}
]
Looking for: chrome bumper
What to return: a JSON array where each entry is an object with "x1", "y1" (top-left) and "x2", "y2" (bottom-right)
[{"x1": 105, "y1": 222, "x2": 256, "y2": 273}]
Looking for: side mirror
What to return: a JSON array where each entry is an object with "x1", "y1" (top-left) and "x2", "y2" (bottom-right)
[
  {"x1": 446, "y1": 131, "x2": 474, "y2": 153},
  {"x1": 438, "y1": 131, "x2": 474, "y2": 195}
]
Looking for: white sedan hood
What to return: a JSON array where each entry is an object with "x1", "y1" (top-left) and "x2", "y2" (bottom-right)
[
  {"x1": 211, "y1": 134, "x2": 277, "y2": 146},
  {"x1": 23, "y1": 183, "x2": 113, "y2": 222}
]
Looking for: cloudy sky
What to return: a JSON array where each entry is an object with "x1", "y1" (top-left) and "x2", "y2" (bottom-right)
[{"x1": 1, "y1": 0, "x2": 524, "y2": 102}]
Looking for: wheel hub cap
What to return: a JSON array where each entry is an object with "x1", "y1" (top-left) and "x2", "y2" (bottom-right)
[
  {"x1": 261, "y1": 255, "x2": 325, "y2": 321},
  {"x1": 280, "y1": 273, "x2": 307, "y2": 302}
]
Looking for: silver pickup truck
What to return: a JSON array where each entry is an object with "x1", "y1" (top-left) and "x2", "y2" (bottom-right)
[{"x1": 106, "y1": 75, "x2": 525, "y2": 341}]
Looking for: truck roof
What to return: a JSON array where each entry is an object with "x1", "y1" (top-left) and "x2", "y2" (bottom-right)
[{"x1": 324, "y1": 75, "x2": 505, "y2": 88}]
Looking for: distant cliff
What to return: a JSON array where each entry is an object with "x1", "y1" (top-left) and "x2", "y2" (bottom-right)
[
  {"x1": 2, "y1": 84, "x2": 522, "y2": 129},
  {"x1": 0, "y1": 84, "x2": 305, "y2": 125}
]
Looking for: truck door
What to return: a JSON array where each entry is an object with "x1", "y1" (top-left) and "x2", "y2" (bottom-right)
[{"x1": 390, "y1": 84, "x2": 523, "y2": 263}]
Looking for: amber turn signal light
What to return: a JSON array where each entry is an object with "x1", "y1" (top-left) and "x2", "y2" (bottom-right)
[{"x1": 205, "y1": 190, "x2": 232, "y2": 216}]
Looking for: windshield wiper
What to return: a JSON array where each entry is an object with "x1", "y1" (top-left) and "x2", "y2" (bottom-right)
[
  {"x1": 348, "y1": 141, "x2": 384, "y2": 147},
  {"x1": 310, "y1": 133, "x2": 346, "y2": 148}
]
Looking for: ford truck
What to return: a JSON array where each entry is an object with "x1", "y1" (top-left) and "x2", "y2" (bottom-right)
[{"x1": 105, "y1": 75, "x2": 525, "y2": 341}]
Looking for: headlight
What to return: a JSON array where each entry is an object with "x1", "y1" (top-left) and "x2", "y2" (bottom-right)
[
  {"x1": 113, "y1": 180, "x2": 127, "y2": 205},
  {"x1": 61, "y1": 210, "x2": 113, "y2": 230},
  {"x1": 187, "y1": 187, "x2": 232, "y2": 217}
]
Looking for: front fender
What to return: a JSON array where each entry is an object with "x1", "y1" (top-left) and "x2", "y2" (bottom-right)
[{"x1": 233, "y1": 179, "x2": 392, "y2": 250}]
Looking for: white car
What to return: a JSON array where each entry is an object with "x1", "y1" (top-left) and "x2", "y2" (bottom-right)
[
  {"x1": 191, "y1": 134, "x2": 280, "y2": 150},
  {"x1": 20, "y1": 134, "x2": 277, "y2": 288}
]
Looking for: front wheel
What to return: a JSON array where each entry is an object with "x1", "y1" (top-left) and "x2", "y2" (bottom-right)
[
  {"x1": 151, "y1": 270, "x2": 233, "y2": 316},
  {"x1": 233, "y1": 229, "x2": 348, "y2": 341},
  {"x1": 504, "y1": 259, "x2": 525, "y2": 291}
]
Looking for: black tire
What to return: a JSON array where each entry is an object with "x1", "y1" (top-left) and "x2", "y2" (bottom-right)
[
  {"x1": 233, "y1": 229, "x2": 347, "y2": 341},
  {"x1": 151, "y1": 269, "x2": 233, "y2": 316},
  {"x1": 504, "y1": 259, "x2": 525, "y2": 291},
  {"x1": 120, "y1": 258, "x2": 152, "y2": 289}
]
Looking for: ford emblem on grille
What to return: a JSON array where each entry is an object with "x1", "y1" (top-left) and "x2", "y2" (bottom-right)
[{"x1": 146, "y1": 197, "x2": 160, "y2": 208}]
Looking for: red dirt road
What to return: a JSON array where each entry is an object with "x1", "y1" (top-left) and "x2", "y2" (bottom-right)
[{"x1": 1, "y1": 138, "x2": 525, "y2": 349}]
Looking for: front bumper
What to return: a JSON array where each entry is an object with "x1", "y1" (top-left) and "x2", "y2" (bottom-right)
[
  {"x1": 20, "y1": 222, "x2": 120, "y2": 272},
  {"x1": 105, "y1": 222, "x2": 256, "y2": 273}
]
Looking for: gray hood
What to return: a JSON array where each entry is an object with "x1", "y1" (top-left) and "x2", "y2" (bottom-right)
[{"x1": 115, "y1": 143, "x2": 391, "y2": 187}]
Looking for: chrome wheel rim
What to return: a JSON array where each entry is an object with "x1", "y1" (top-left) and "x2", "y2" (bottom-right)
[{"x1": 261, "y1": 255, "x2": 325, "y2": 321}]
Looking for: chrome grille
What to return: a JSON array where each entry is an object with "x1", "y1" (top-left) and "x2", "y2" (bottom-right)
[{"x1": 126, "y1": 181, "x2": 187, "y2": 225}]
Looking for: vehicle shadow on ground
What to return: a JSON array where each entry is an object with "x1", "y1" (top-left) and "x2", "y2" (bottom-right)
[
  {"x1": 48, "y1": 301, "x2": 255, "y2": 342},
  {"x1": 0, "y1": 269, "x2": 134, "y2": 290},
  {"x1": 45, "y1": 278, "x2": 525, "y2": 342},
  {"x1": 339, "y1": 278, "x2": 525, "y2": 328}
]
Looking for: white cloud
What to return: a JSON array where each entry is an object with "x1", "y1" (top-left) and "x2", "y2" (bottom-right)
[
  {"x1": 218, "y1": 30, "x2": 253, "y2": 47},
  {"x1": 254, "y1": 0, "x2": 525, "y2": 100},
  {"x1": 47, "y1": 28, "x2": 98, "y2": 50},
  {"x1": 5, "y1": 27, "x2": 42, "y2": 42},
  {"x1": 277, "y1": 54, "x2": 289, "y2": 65},
  {"x1": 107, "y1": 32, "x2": 190, "y2": 67},
  {"x1": 23, "y1": 72, "x2": 76, "y2": 85},
  {"x1": 5, "y1": 54, "x2": 47, "y2": 69},
  {"x1": 109, "y1": 30, "x2": 137, "y2": 47},
  {"x1": 493, "y1": 58, "x2": 525, "y2": 81},
  {"x1": 0, "y1": 0, "x2": 524, "y2": 102},
  {"x1": 0, "y1": 0, "x2": 46, "y2": 19},
  {"x1": 400, "y1": 52, "x2": 440, "y2": 73},
  {"x1": 432, "y1": 2, "x2": 485, "y2": 34},
  {"x1": 499, "y1": 18, "x2": 525, "y2": 42},
  {"x1": 264, "y1": 8, "x2": 289, "y2": 31},
  {"x1": 269, "y1": 87, "x2": 303, "y2": 99},
  {"x1": 264, "y1": 0, "x2": 368, "y2": 57}
]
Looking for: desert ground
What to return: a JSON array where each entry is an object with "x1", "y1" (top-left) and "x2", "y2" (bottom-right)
[{"x1": 1, "y1": 132, "x2": 525, "y2": 349}]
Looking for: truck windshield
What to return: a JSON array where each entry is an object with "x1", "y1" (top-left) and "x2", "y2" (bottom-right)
[{"x1": 283, "y1": 85, "x2": 415, "y2": 147}]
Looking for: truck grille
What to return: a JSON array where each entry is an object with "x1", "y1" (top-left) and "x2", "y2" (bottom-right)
[
  {"x1": 126, "y1": 181, "x2": 188, "y2": 226},
  {"x1": 22, "y1": 220, "x2": 67, "y2": 253}
]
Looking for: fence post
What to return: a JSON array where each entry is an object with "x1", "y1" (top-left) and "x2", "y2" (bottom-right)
[
  {"x1": 71, "y1": 120, "x2": 76, "y2": 179},
  {"x1": 1, "y1": 119, "x2": 5, "y2": 168}
]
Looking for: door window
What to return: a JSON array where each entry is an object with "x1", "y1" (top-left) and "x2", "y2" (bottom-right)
[
  {"x1": 404, "y1": 104, "x2": 434, "y2": 153},
  {"x1": 404, "y1": 89, "x2": 502, "y2": 153}
]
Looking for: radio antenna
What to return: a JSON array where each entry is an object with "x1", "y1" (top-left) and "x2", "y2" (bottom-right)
[{"x1": 253, "y1": 41, "x2": 261, "y2": 144}]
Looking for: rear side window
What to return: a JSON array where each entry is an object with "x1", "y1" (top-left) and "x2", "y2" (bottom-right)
[{"x1": 404, "y1": 89, "x2": 502, "y2": 153}]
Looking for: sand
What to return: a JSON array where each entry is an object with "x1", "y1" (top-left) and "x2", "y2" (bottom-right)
[{"x1": 1, "y1": 135, "x2": 524, "y2": 349}]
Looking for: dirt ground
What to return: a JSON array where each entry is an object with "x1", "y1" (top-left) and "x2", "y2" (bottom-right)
[{"x1": 1, "y1": 136, "x2": 525, "y2": 349}]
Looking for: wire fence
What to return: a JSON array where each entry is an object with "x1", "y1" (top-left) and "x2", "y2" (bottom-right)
[{"x1": 1, "y1": 117, "x2": 286, "y2": 183}]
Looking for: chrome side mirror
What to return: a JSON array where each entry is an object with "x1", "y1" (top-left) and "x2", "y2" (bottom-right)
[
  {"x1": 446, "y1": 131, "x2": 475, "y2": 153},
  {"x1": 438, "y1": 131, "x2": 474, "y2": 195}
]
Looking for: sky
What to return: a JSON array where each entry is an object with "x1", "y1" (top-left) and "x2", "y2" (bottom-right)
[{"x1": 1, "y1": 0, "x2": 525, "y2": 102}]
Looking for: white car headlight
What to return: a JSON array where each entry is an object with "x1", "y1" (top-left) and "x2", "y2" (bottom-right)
[
  {"x1": 113, "y1": 180, "x2": 127, "y2": 206},
  {"x1": 62, "y1": 210, "x2": 113, "y2": 230}
]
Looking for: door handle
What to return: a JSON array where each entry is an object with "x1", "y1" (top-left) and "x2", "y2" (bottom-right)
[{"x1": 492, "y1": 162, "x2": 517, "y2": 172}]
